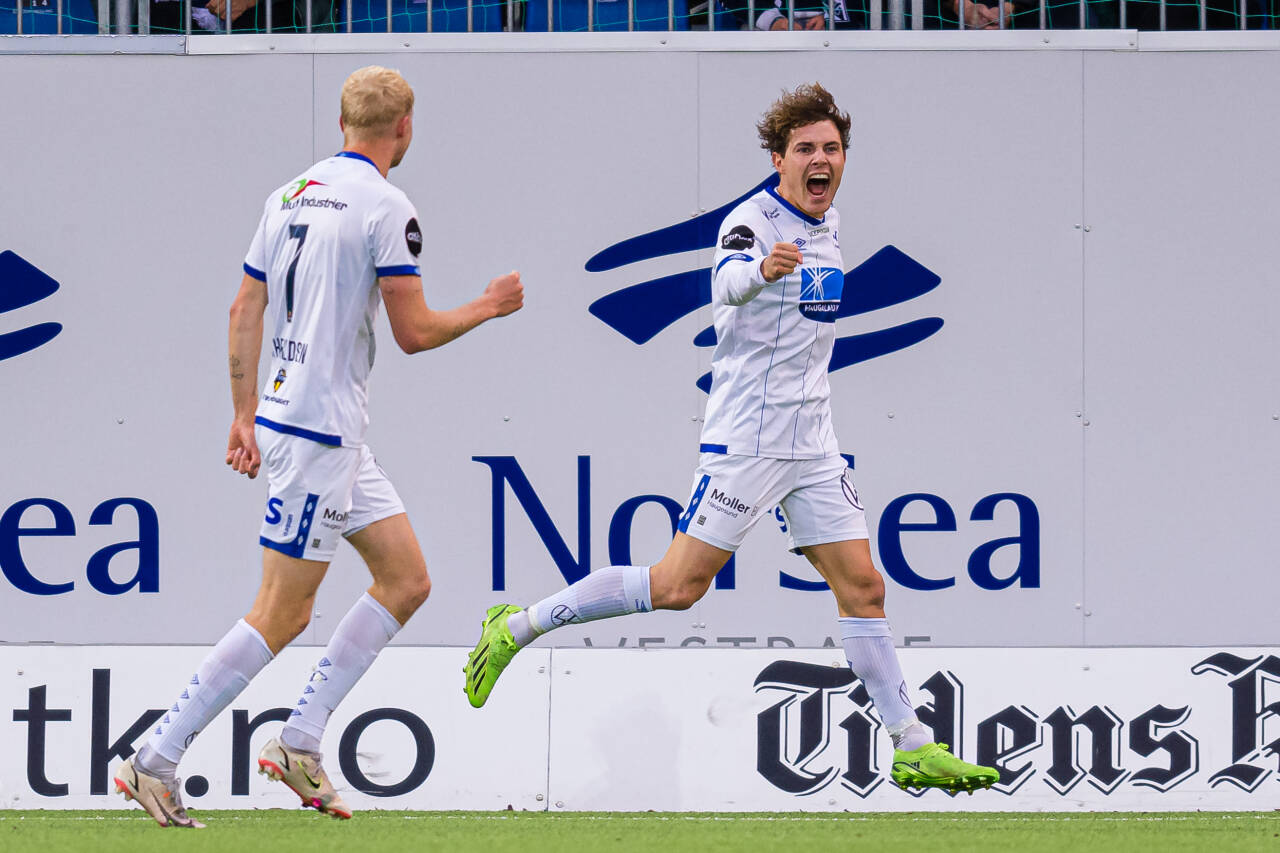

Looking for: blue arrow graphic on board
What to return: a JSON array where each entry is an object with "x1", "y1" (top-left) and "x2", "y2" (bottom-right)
[
  {"x1": 0, "y1": 250, "x2": 63, "y2": 362},
  {"x1": 585, "y1": 177, "x2": 943, "y2": 392}
]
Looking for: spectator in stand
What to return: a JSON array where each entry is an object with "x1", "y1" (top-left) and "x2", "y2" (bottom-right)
[
  {"x1": 721, "y1": 0, "x2": 867, "y2": 30},
  {"x1": 936, "y1": 0, "x2": 1018, "y2": 27},
  {"x1": 148, "y1": 0, "x2": 333, "y2": 32}
]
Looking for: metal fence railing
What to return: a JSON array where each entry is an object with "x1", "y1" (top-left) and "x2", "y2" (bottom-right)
[{"x1": 2, "y1": 0, "x2": 1274, "y2": 34}]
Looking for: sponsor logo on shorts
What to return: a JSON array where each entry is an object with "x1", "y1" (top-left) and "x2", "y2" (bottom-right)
[
  {"x1": 262, "y1": 394, "x2": 290, "y2": 406},
  {"x1": 841, "y1": 471, "x2": 863, "y2": 510},
  {"x1": 265, "y1": 497, "x2": 284, "y2": 525},
  {"x1": 320, "y1": 507, "x2": 348, "y2": 531},
  {"x1": 273, "y1": 368, "x2": 286, "y2": 392},
  {"x1": 282, "y1": 513, "x2": 295, "y2": 538},
  {"x1": 709, "y1": 488, "x2": 751, "y2": 518}
]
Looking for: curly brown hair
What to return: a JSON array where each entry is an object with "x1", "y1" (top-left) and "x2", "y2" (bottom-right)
[{"x1": 756, "y1": 83, "x2": 851, "y2": 156}]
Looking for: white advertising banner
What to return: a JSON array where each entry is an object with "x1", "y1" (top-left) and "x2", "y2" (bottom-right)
[
  {"x1": 0, "y1": 646, "x2": 552, "y2": 811},
  {"x1": 0, "y1": 44, "x2": 1276, "y2": 650},
  {"x1": 1, "y1": 646, "x2": 1277, "y2": 812}
]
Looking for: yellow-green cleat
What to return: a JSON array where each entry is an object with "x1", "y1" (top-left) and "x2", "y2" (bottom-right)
[
  {"x1": 464, "y1": 604, "x2": 522, "y2": 708},
  {"x1": 890, "y1": 743, "x2": 1000, "y2": 794}
]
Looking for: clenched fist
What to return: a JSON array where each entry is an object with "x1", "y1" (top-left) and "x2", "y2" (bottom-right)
[
  {"x1": 761, "y1": 243, "x2": 803, "y2": 283},
  {"x1": 486, "y1": 270, "x2": 524, "y2": 318}
]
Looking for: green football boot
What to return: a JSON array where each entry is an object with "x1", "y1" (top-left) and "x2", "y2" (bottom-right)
[
  {"x1": 464, "y1": 604, "x2": 523, "y2": 708},
  {"x1": 890, "y1": 742, "x2": 1000, "y2": 794}
]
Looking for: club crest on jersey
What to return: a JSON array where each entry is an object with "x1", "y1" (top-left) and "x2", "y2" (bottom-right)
[
  {"x1": 282, "y1": 179, "x2": 326, "y2": 205},
  {"x1": 799, "y1": 267, "x2": 844, "y2": 323},
  {"x1": 273, "y1": 368, "x2": 287, "y2": 392}
]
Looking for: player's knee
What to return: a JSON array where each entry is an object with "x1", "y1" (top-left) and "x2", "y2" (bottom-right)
[
  {"x1": 277, "y1": 609, "x2": 313, "y2": 646},
  {"x1": 673, "y1": 586, "x2": 705, "y2": 610},
  {"x1": 655, "y1": 576, "x2": 711, "y2": 611},
  {"x1": 840, "y1": 568, "x2": 885, "y2": 610},
  {"x1": 405, "y1": 573, "x2": 431, "y2": 611},
  {"x1": 379, "y1": 571, "x2": 430, "y2": 619}
]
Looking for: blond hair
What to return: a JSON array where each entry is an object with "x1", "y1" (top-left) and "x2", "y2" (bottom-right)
[{"x1": 341, "y1": 66, "x2": 414, "y2": 137}]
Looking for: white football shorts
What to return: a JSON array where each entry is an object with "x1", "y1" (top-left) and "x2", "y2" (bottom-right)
[
  {"x1": 256, "y1": 426, "x2": 405, "y2": 561},
  {"x1": 676, "y1": 453, "x2": 867, "y2": 552}
]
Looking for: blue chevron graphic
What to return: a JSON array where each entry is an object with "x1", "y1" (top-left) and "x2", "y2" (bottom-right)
[
  {"x1": 0, "y1": 250, "x2": 62, "y2": 362},
  {"x1": 585, "y1": 175, "x2": 779, "y2": 273},
  {"x1": 585, "y1": 184, "x2": 943, "y2": 391}
]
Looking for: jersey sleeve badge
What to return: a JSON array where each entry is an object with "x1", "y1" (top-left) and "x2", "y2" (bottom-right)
[
  {"x1": 405, "y1": 218, "x2": 422, "y2": 257},
  {"x1": 721, "y1": 225, "x2": 756, "y2": 251}
]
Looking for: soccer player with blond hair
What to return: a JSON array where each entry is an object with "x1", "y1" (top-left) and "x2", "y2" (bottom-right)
[
  {"x1": 114, "y1": 65, "x2": 524, "y2": 827},
  {"x1": 465, "y1": 83, "x2": 997, "y2": 795}
]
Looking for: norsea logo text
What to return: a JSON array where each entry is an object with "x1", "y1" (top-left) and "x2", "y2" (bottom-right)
[
  {"x1": 0, "y1": 497, "x2": 160, "y2": 596},
  {"x1": 473, "y1": 455, "x2": 1040, "y2": 595}
]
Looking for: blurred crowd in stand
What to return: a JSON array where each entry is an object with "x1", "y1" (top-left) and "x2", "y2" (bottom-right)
[{"x1": 3, "y1": 0, "x2": 1270, "y2": 38}]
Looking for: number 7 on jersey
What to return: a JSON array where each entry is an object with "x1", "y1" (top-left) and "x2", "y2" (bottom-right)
[{"x1": 285, "y1": 223, "x2": 309, "y2": 322}]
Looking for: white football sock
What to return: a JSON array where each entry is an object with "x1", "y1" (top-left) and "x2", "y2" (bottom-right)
[
  {"x1": 506, "y1": 609, "x2": 537, "y2": 648},
  {"x1": 838, "y1": 617, "x2": 929, "y2": 751},
  {"x1": 137, "y1": 618, "x2": 274, "y2": 780},
  {"x1": 520, "y1": 566, "x2": 651, "y2": 645},
  {"x1": 280, "y1": 592, "x2": 401, "y2": 755}
]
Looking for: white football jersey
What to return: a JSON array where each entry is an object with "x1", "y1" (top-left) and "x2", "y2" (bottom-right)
[
  {"x1": 700, "y1": 185, "x2": 844, "y2": 459},
  {"x1": 243, "y1": 152, "x2": 422, "y2": 448}
]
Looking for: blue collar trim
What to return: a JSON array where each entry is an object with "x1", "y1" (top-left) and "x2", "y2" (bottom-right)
[
  {"x1": 765, "y1": 185, "x2": 824, "y2": 226},
  {"x1": 335, "y1": 150, "x2": 379, "y2": 170}
]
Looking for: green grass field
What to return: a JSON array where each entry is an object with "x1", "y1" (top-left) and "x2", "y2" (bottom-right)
[{"x1": 2, "y1": 811, "x2": 1278, "y2": 853}]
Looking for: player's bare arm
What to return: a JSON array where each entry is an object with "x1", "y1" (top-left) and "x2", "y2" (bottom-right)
[
  {"x1": 761, "y1": 242, "x2": 803, "y2": 282},
  {"x1": 226, "y1": 272, "x2": 268, "y2": 479},
  {"x1": 379, "y1": 270, "x2": 523, "y2": 354}
]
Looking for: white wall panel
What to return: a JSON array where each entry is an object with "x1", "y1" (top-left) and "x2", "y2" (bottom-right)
[
  {"x1": 0, "y1": 45, "x2": 1275, "y2": 649},
  {"x1": 0, "y1": 54, "x2": 315, "y2": 642},
  {"x1": 1080, "y1": 51, "x2": 1280, "y2": 645}
]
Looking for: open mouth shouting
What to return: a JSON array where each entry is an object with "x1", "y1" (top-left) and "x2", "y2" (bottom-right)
[{"x1": 805, "y1": 170, "x2": 832, "y2": 204}]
